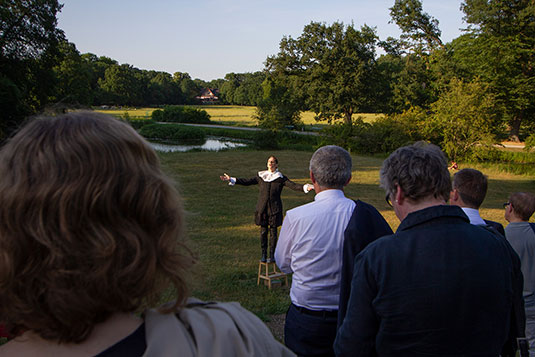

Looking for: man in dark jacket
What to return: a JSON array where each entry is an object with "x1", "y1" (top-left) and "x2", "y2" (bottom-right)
[{"x1": 335, "y1": 143, "x2": 524, "y2": 357}]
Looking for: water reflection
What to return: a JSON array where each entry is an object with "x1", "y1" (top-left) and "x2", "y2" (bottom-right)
[{"x1": 150, "y1": 138, "x2": 247, "y2": 152}]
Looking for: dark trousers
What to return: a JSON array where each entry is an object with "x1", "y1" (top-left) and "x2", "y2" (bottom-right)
[
  {"x1": 284, "y1": 303, "x2": 338, "y2": 357},
  {"x1": 260, "y1": 225, "x2": 278, "y2": 259}
]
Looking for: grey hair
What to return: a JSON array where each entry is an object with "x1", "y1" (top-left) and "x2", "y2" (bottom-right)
[
  {"x1": 309, "y1": 145, "x2": 352, "y2": 189},
  {"x1": 380, "y1": 142, "x2": 451, "y2": 203}
]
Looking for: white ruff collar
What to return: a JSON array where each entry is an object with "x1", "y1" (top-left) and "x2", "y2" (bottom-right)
[{"x1": 258, "y1": 169, "x2": 283, "y2": 182}]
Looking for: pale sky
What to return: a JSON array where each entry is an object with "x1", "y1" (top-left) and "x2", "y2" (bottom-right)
[{"x1": 57, "y1": 0, "x2": 466, "y2": 81}]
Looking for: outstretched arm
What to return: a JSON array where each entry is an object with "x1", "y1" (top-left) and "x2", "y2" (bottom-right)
[{"x1": 284, "y1": 178, "x2": 314, "y2": 193}]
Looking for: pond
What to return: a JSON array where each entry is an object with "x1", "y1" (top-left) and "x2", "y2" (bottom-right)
[{"x1": 149, "y1": 137, "x2": 248, "y2": 152}]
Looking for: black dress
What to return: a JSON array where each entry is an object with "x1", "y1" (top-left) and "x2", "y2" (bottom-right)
[{"x1": 235, "y1": 174, "x2": 304, "y2": 227}]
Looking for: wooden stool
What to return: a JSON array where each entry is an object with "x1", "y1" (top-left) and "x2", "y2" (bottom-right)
[{"x1": 257, "y1": 261, "x2": 288, "y2": 289}]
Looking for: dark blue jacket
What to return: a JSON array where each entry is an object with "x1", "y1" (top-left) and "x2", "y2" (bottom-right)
[
  {"x1": 335, "y1": 205, "x2": 523, "y2": 357},
  {"x1": 338, "y1": 200, "x2": 393, "y2": 327}
]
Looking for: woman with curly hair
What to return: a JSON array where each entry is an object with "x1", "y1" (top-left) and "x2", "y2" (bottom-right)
[{"x1": 0, "y1": 112, "x2": 292, "y2": 356}]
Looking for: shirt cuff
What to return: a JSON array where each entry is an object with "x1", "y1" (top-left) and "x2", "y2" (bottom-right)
[
  {"x1": 303, "y1": 184, "x2": 313, "y2": 193},
  {"x1": 229, "y1": 177, "x2": 236, "y2": 186}
]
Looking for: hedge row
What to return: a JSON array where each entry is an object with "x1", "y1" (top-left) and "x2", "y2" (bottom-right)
[
  {"x1": 152, "y1": 106, "x2": 211, "y2": 124},
  {"x1": 138, "y1": 123, "x2": 206, "y2": 142}
]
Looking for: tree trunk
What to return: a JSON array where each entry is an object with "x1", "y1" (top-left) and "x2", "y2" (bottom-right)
[{"x1": 509, "y1": 117, "x2": 522, "y2": 142}]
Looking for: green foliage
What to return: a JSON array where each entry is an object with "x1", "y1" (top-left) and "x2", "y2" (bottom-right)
[
  {"x1": 219, "y1": 72, "x2": 265, "y2": 106},
  {"x1": 524, "y1": 134, "x2": 535, "y2": 152},
  {"x1": 0, "y1": 0, "x2": 64, "y2": 140},
  {"x1": 152, "y1": 105, "x2": 211, "y2": 124},
  {"x1": 266, "y1": 21, "x2": 379, "y2": 125},
  {"x1": 252, "y1": 129, "x2": 320, "y2": 151},
  {"x1": 459, "y1": 0, "x2": 535, "y2": 140},
  {"x1": 425, "y1": 78, "x2": 501, "y2": 161},
  {"x1": 52, "y1": 41, "x2": 92, "y2": 105},
  {"x1": 320, "y1": 114, "x2": 421, "y2": 154},
  {"x1": 389, "y1": 0, "x2": 443, "y2": 52},
  {"x1": 126, "y1": 118, "x2": 155, "y2": 130},
  {"x1": 256, "y1": 77, "x2": 303, "y2": 130},
  {"x1": 138, "y1": 123, "x2": 206, "y2": 142},
  {"x1": 253, "y1": 130, "x2": 279, "y2": 150},
  {"x1": 466, "y1": 146, "x2": 535, "y2": 176}
]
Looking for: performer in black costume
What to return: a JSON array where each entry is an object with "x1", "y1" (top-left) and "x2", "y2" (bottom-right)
[{"x1": 220, "y1": 156, "x2": 313, "y2": 263}]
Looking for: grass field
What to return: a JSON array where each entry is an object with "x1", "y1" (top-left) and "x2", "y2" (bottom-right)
[
  {"x1": 158, "y1": 149, "x2": 535, "y2": 323},
  {"x1": 95, "y1": 105, "x2": 383, "y2": 128}
]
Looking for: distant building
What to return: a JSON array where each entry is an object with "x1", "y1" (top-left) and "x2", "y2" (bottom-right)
[{"x1": 196, "y1": 88, "x2": 219, "y2": 103}]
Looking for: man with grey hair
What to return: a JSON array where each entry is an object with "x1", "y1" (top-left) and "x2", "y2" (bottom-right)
[
  {"x1": 335, "y1": 142, "x2": 524, "y2": 357},
  {"x1": 275, "y1": 145, "x2": 391, "y2": 357}
]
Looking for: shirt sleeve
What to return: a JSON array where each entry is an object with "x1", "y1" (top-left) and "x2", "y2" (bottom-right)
[
  {"x1": 334, "y1": 251, "x2": 379, "y2": 356},
  {"x1": 274, "y1": 213, "x2": 295, "y2": 274},
  {"x1": 228, "y1": 177, "x2": 236, "y2": 186}
]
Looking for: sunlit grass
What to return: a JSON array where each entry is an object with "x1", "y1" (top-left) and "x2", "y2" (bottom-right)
[{"x1": 95, "y1": 105, "x2": 384, "y2": 127}]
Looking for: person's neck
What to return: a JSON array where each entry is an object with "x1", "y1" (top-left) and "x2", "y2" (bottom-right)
[
  {"x1": 314, "y1": 185, "x2": 342, "y2": 194},
  {"x1": 400, "y1": 198, "x2": 447, "y2": 221},
  {"x1": 508, "y1": 216, "x2": 526, "y2": 223}
]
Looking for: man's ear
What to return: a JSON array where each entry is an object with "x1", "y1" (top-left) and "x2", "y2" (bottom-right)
[
  {"x1": 343, "y1": 174, "x2": 352, "y2": 187},
  {"x1": 395, "y1": 185, "x2": 405, "y2": 205},
  {"x1": 450, "y1": 188, "x2": 459, "y2": 203},
  {"x1": 310, "y1": 171, "x2": 316, "y2": 184}
]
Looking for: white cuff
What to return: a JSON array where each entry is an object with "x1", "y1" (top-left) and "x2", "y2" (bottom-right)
[
  {"x1": 229, "y1": 177, "x2": 236, "y2": 186},
  {"x1": 303, "y1": 184, "x2": 313, "y2": 193}
]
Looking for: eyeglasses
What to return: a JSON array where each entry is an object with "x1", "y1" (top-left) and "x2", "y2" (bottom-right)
[
  {"x1": 385, "y1": 193, "x2": 393, "y2": 207},
  {"x1": 503, "y1": 202, "x2": 511, "y2": 208}
]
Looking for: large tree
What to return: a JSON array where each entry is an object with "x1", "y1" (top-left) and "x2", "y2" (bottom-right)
[
  {"x1": 460, "y1": 0, "x2": 535, "y2": 140},
  {"x1": 0, "y1": 0, "x2": 64, "y2": 139},
  {"x1": 266, "y1": 21, "x2": 379, "y2": 125}
]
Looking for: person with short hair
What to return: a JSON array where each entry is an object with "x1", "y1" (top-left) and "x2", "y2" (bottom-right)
[
  {"x1": 335, "y1": 142, "x2": 524, "y2": 356},
  {"x1": 505, "y1": 191, "x2": 535, "y2": 355},
  {"x1": 221, "y1": 156, "x2": 313, "y2": 263},
  {"x1": 275, "y1": 145, "x2": 391, "y2": 357},
  {"x1": 450, "y1": 168, "x2": 505, "y2": 234},
  {"x1": 0, "y1": 112, "x2": 293, "y2": 356}
]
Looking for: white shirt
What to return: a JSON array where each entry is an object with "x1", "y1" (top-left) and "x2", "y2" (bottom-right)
[
  {"x1": 275, "y1": 189, "x2": 356, "y2": 310},
  {"x1": 461, "y1": 207, "x2": 486, "y2": 225}
]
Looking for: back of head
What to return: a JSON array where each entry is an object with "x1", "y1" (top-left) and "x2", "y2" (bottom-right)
[
  {"x1": 509, "y1": 192, "x2": 535, "y2": 221},
  {"x1": 380, "y1": 142, "x2": 451, "y2": 203},
  {"x1": 309, "y1": 145, "x2": 352, "y2": 189},
  {"x1": 0, "y1": 111, "x2": 194, "y2": 343},
  {"x1": 452, "y1": 168, "x2": 488, "y2": 209}
]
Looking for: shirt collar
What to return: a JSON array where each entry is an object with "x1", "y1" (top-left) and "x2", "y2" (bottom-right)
[
  {"x1": 258, "y1": 169, "x2": 283, "y2": 182},
  {"x1": 314, "y1": 189, "x2": 346, "y2": 202},
  {"x1": 461, "y1": 207, "x2": 486, "y2": 225},
  {"x1": 397, "y1": 205, "x2": 469, "y2": 232}
]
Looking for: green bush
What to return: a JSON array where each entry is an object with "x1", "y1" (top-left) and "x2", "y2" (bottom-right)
[
  {"x1": 319, "y1": 116, "x2": 419, "y2": 155},
  {"x1": 152, "y1": 105, "x2": 211, "y2": 124},
  {"x1": 253, "y1": 130, "x2": 279, "y2": 150},
  {"x1": 151, "y1": 109, "x2": 164, "y2": 122},
  {"x1": 126, "y1": 118, "x2": 155, "y2": 130},
  {"x1": 139, "y1": 123, "x2": 206, "y2": 142},
  {"x1": 524, "y1": 134, "x2": 535, "y2": 152}
]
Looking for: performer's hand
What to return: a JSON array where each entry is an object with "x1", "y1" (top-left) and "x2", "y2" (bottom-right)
[{"x1": 220, "y1": 173, "x2": 230, "y2": 181}]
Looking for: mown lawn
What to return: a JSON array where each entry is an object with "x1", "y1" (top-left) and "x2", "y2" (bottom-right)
[{"x1": 158, "y1": 149, "x2": 534, "y2": 321}]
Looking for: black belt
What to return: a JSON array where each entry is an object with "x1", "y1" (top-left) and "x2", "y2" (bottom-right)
[{"x1": 292, "y1": 303, "x2": 338, "y2": 318}]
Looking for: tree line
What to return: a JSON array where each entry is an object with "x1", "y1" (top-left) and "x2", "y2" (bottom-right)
[
  {"x1": 258, "y1": 0, "x2": 535, "y2": 149},
  {"x1": 1, "y1": 0, "x2": 534, "y2": 157}
]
